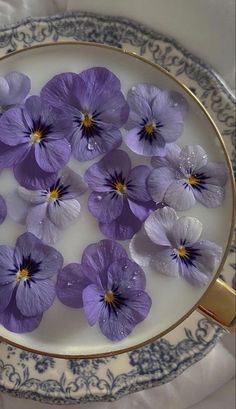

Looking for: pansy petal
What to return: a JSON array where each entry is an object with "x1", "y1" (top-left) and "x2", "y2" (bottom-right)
[
  {"x1": 99, "y1": 289, "x2": 151, "y2": 341},
  {"x1": 5, "y1": 71, "x2": 31, "y2": 105},
  {"x1": 35, "y1": 138, "x2": 71, "y2": 173},
  {"x1": 41, "y1": 72, "x2": 82, "y2": 108},
  {"x1": 151, "y1": 142, "x2": 181, "y2": 169},
  {"x1": 26, "y1": 203, "x2": 58, "y2": 245},
  {"x1": 48, "y1": 199, "x2": 81, "y2": 228},
  {"x1": 148, "y1": 167, "x2": 175, "y2": 203},
  {"x1": 0, "y1": 295, "x2": 42, "y2": 333},
  {"x1": 179, "y1": 145, "x2": 208, "y2": 174},
  {"x1": 191, "y1": 240, "x2": 222, "y2": 275},
  {"x1": 18, "y1": 186, "x2": 46, "y2": 204},
  {"x1": 0, "y1": 245, "x2": 15, "y2": 284},
  {"x1": 0, "y1": 108, "x2": 30, "y2": 146},
  {"x1": 128, "y1": 199, "x2": 150, "y2": 222},
  {"x1": 16, "y1": 279, "x2": 56, "y2": 316},
  {"x1": 0, "y1": 194, "x2": 7, "y2": 224},
  {"x1": 154, "y1": 107, "x2": 184, "y2": 143},
  {"x1": 152, "y1": 247, "x2": 180, "y2": 277},
  {"x1": 82, "y1": 239, "x2": 127, "y2": 287},
  {"x1": 165, "y1": 180, "x2": 196, "y2": 210},
  {"x1": 0, "y1": 141, "x2": 29, "y2": 168},
  {"x1": 59, "y1": 167, "x2": 87, "y2": 199},
  {"x1": 96, "y1": 92, "x2": 129, "y2": 126},
  {"x1": 194, "y1": 184, "x2": 225, "y2": 208},
  {"x1": 88, "y1": 191, "x2": 123, "y2": 223},
  {"x1": 14, "y1": 149, "x2": 58, "y2": 190},
  {"x1": 0, "y1": 282, "x2": 15, "y2": 312},
  {"x1": 100, "y1": 201, "x2": 142, "y2": 240},
  {"x1": 198, "y1": 162, "x2": 228, "y2": 186},
  {"x1": 5, "y1": 190, "x2": 30, "y2": 223},
  {"x1": 125, "y1": 127, "x2": 167, "y2": 157},
  {"x1": 170, "y1": 216, "x2": 203, "y2": 247},
  {"x1": 144, "y1": 207, "x2": 178, "y2": 246},
  {"x1": 129, "y1": 229, "x2": 159, "y2": 267},
  {"x1": 127, "y1": 165, "x2": 151, "y2": 202},
  {"x1": 126, "y1": 84, "x2": 154, "y2": 120},
  {"x1": 107, "y1": 258, "x2": 146, "y2": 290},
  {"x1": 180, "y1": 264, "x2": 210, "y2": 287},
  {"x1": 168, "y1": 91, "x2": 189, "y2": 118},
  {"x1": 56, "y1": 263, "x2": 90, "y2": 308},
  {"x1": 82, "y1": 284, "x2": 104, "y2": 326}
]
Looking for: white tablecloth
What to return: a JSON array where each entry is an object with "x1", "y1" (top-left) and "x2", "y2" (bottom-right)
[{"x1": 0, "y1": 1, "x2": 235, "y2": 408}]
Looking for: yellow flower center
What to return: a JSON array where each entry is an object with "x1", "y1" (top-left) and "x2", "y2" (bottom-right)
[
  {"x1": 17, "y1": 268, "x2": 29, "y2": 281},
  {"x1": 31, "y1": 129, "x2": 43, "y2": 143},
  {"x1": 187, "y1": 175, "x2": 200, "y2": 186},
  {"x1": 114, "y1": 181, "x2": 126, "y2": 194},
  {"x1": 104, "y1": 291, "x2": 115, "y2": 303},
  {"x1": 48, "y1": 189, "x2": 59, "y2": 201},
  {"x1": 82, "y1": 113, "x2": 93, "y2": 128},
  {"x1": 177, "y1": 246, "x2": 188, "y2": 258},
  {"x1": 144, "y1": 122, "x2": 156, "y2": 135}
]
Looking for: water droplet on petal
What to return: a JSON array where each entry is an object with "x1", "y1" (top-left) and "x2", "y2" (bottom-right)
[
  {"x1": 67, "y1": 282, "x2": 72, "y2": 287},
  {"x1": 173, "y1": 102, "x2": 178, "y2": 107},
  {"x1": 120, "y1": 331, "x2": 124, "y2": 335},
  {"x1": 123, "y1": 265, "x2": 128, "y2": 270},
  {"x1": 96, "y1": 195, "x2": 102, "y2": 201},
  {"x1": 87, "y1": 142, "x2": 94, "y2": 151}
]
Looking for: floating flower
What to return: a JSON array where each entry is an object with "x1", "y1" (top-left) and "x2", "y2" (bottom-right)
[
  {"x1": 56, "y1": 239, "x2": 151, "y2": 341},
  {"x1": 130, "y1": 207, "x2": 222, "y2": 287},
  {"x1": 124, "y1": 84, "x2": 187, "y2": 156},
  {"x1": 6, "y1": 167, "x2": 87, "y2": 244},
  {"x1": 84, "y1": 149, "x2": 154, "y2": 240},
  {"x1": 0, "y1": 232, "x2": 63, "y2": 333},
  {"x1": 148, "y1": 144, "x2": 228, "y2": 210},
  {"x1": 41, "y1": 67, "x2": 129, "y2": 161},
  {"x1": 0, "y1": 194, "x2": 7, "y2": 224},
  {"x1": 0, "y1": 95, "x2": 72, "y2": 190},
  {"x1": 0, "y1": 71, "x2": 31, "y2": 113}
]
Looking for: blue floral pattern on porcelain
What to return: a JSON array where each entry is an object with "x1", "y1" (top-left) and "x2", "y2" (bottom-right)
[{"x1": 0, "y1": 11, "x2": 235, "y2": 404}]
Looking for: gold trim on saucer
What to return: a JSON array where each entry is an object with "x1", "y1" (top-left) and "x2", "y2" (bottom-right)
[{"x1": 0, "y1": 41, "x2": 235, "y2": 359}]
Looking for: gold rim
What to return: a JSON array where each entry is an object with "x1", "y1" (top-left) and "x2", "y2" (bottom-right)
[{"x1": 0, "y1": 41, "x2": 235, "y2": 359}]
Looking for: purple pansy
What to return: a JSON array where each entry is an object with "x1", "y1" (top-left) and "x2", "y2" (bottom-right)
[
  {"x1": 41, "y1": 67, "x2": 129, "y2": 161},
  {"x1": 0, "y1": 71, "x2": 31, "y2": 113},
  {"x1": 0, "y1": 195, "x2": 7, "y2": 224},
  {"x1": 130, "y1": 207, "x2": 222, "y2": 287},
  {"x1": 56, "y1": 239, "x2": 151, "y2": 341},
  {"x1": 6, "y1": 167, "x2": 87, "y2": 244},
  {"x1": 148, "y1": 144, "x2": 228, "y2": 210},
  {"x1": 84, "y1": 149, "x2": 154, "y2": 240},
  {"x1": 0, "y1": 232, "x2": 63, "y2": 333},
  {"x1": 124, "y1": 84, "x2": 187, "y2": 156},
  {"x1": 0, "y1": 95, "x2": 72, "y2": 190}
]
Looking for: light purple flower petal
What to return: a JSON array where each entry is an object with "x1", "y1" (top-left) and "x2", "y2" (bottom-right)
[
  {"x1": 0, "y1": 245, "x2": 15, "y2": 284},
  {"x1": 3, "y1": 72, "x2": 31, "y2": 106},
  {"x1": 16, "y1": 279, "x2": 56, "y2": 316},
  {"x1": 82, "y1": 284, "x2": 104, "y2": 326},
  {"x1": 82, "y1": 239, "x2": 127, "y2": 286},
  {"x1": 0, "y1": 141, "x2": 29, "y2": 168},
  {"x1": 59, "y1": 167, "x2": 87, "y2": 199},
  {"x1": 148, "y1": 167, "x2": 176, "y2": 203},
  {"x1": 98, "y1": 289, "x2": 152, "y2": 341},
  {"x1": 179, "y1": 145, "x2": 208, "y2": 175},
  {"x1": 168, "y1": 91, "x2": 189, "y2": 118},
  {"x1": 56, "y1": 263, "x2": 90, "y2": 309},
  {"x1": 190, "y1": 240, "x2": 222, "y2": 275},
  {"x1": 179, "y1": 264, "x2": 211, "y2": 287},
  {"x1": 144, "y1": 207, "x2": 178, "y2": 246},
  {"x1": 125, "y1": 127, "x2": 167, "y2": 157},
  {"x1": 0, "y1": 294, "x2": 42, "y2": 333},
  {"x1": 17, "y1": 186, "x2": 46, "y2": 204},
  {"x1": 194, "y1": 184, "x2": 225, "y2": 208},
  {"x1": 198, "y1": 162, "x2": 228, "y2": 186},
  {"x1": 48, "y1": 199, "x2": 81, "y2": 228},
  {"x1": 14, "y1": 232, "x2": 63, "y2": 279},
  {"x1": 127, "y1": 199, "x2": 151, "y2": 222},
  {"x1": 152, "y1": 247, "x2": 180, "y2": 278},
  {"x1": 14, "y1": 149, "x2": 58, "y2": 190},
  {"x1": 84, "y1": 149, "x2": 131, "y2": 191},
  {"x1": 26, "y1": 204, "x2": 60, "y2": 245},
  {"x1": 107, "y1": 258, "x2": 146, "y2": 290},
  {"x1": 125, "y1": 84, "x2": 156, "y2": 127},
  {"x1": 164, "y1": 180, "x2": 196, "y2": 210},
  {"x1": 0, "y1": 194, "x2": 7, "y2": 224},
  {"x1": 99, "y1": 201, "x2": 142, "y2": 240},
  {"x1": 5, "y1": 190, "x2": 30, "y2": 223},
  {"x1": 0, "y1": 107, "x2": 29, "y2": 146},
  {"x1": 34, "y1": 138, "x2": 71, "y2": 173},
  {"x1": 152, "y1": 102, "x2": 184, "y2": 143},
  {"x1": 0, "y1": 282, "x2": 15, "y2": 312},
  {"x1": 127, "y1": 165, "x2": 151, "y2": 202},
  {"x1": 169, "y1": 216, "x2": 203, "y2": 247},
  {"x1": 88, "y1": 191, "x2": 123, "y2": 223},
  {"x1": 129, "y1": 229, "x2": 159, "y2": 267},
  {"x1": 151, "y1": 143, "x2": 181, "y2": 169}
]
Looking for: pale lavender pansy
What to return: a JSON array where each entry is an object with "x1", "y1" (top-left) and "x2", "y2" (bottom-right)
[
  {"x1": 0, "y1": 194, "x2": 7, "y2": 224},
  {"x1": 84, "y1": 149, "x2": 155, "y2": 240},
  {"x1": 0, "y1": 71, "x2": 31, "y2": 113},
  {"x1": 0, "y1": 95, "x2": 72, "y2": 190},
  {"x1": 0, "y1": 232, "x2": 63, "y2": 333},
  {"x1": 124, "y1": 84, "x2": 187, "y2": 156},
  {"x1": 41, "y1": 67, "x2": 129, "y2": 161},
  {"x1": 6, "y1": 167, "x2": 87, "y2": 245},
  {"x1": 56, "y1": 239, "x2": 151, "y2": 341},
  {"x1": 148, "y1": 144, "x2": 228, "y2": 210},
  {"x1": 130, "y1": 207, "x2": 222, "y2": 287}
]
